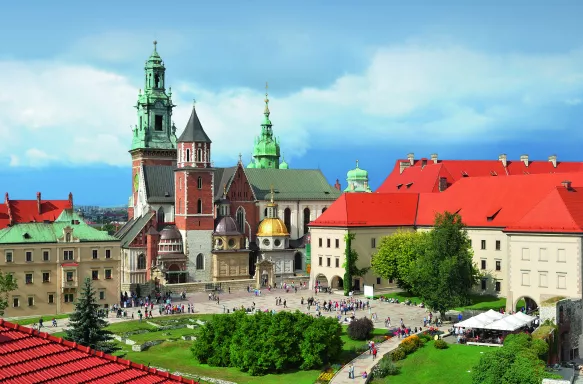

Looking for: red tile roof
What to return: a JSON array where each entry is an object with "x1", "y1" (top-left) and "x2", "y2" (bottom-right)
[
  {"x1": 0, "y1": 192, "x2": 73, "y2": 229},
  {"x1": 0, "y1": 319, "x2": 196, "y2": 384},
  {"x1": 311, "y1": 173, "x2": 583, "y2": 234},
  {"x1": 377, "y1": 156, "x2": 583, "y2": 194}
]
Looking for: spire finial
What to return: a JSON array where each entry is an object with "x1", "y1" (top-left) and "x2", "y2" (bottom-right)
[
  {"x1": 223, "y1": 184, "x2": 227, "y2": 196},
  {"x1": 153, "y1": 40, "x2": 157, "y2": 51},
  {"x1": 356, "y1": 159, "x2": 359, "y2": 168},
  {"x1": 264, "y1": 82, "x2": 270, "y2": 116},
  {"x1": 193, "y1": 98, "x2": 196, "y2": 107},
  {"x1": 270, "y1": 184, "x2": 275, "y2": 203},
  {"x1": 238, "y1": 153, "x2": 242, "y2": 163}
]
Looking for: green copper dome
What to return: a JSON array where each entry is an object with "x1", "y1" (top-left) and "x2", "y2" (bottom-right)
[
  {"x1": 247, "y1": 159, "x2": 257, "y2": 168},
  {"x1": 344, "y1": 160, "x2": 371, "y2": 193},
  {"x1": 280, "y1": 154, "x2": 289, "y2": 169},
  {"x1": 346, "y1": 160, "x2": 368, "y2": 179},
  {"x1": 249, "y1": 83, "x2": 282, "y2": 169}
]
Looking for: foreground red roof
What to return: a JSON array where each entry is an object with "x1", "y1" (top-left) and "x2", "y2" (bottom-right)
[
  {"x1": 0, "y1": 192, "x2": 73, "y2": 229},
  {"x1": 311, "y1": 173, "x2": 583, "y2": 234},
  {"x1": 377, "y1": 154, "x2": 583, "y2": 194},
  {"x1": 0, "y1": 319, "x2": 196, "y2": 384}
]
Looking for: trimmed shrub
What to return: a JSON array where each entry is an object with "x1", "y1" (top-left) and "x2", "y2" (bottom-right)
[
  {"x1": 434, "y1": 339, "x2": 448, "y2": 349},
  {"x1": 418, "y1": 332, "x2": 433, "y2": 343},
  {"x1": 372, "y1": 355, "x2": 400, "y2": 378},
  {"x1": 399, "y1": 335, "x2": 420, "y2": 355},
  {"x1": 347, "y1": 317, "x2": 374, "y2": 341},
  {"x1": 390, "y1": 347, "x2": 406, "y2": 361}
]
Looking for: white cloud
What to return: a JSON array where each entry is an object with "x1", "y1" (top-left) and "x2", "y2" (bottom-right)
[
  {"x1": 2, "y1": 43, "x2": 583, "y2": 168},
  {"x1": 565, "y1": 98, "x2": 582, "y2": 106}
]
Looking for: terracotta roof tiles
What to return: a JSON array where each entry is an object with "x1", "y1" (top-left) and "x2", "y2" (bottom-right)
[{"x1": 0, "y1": 193, "x2": 72, "y2": 229}]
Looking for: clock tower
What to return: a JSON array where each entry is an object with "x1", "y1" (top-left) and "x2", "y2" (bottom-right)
[{"x1": 128, "y1": 41, "x2": 177, "y2": 219}]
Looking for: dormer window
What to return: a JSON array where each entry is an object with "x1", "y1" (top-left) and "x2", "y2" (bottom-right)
[
  {"x1": 396, "y1": 183, "x2": 403, "y2": 190},
  {"x1": 23, "y1": 233, "x2": 31, "y2": 239},
  {"x1": 406, "y1": 182, "x2": 413, "y2": 189},
  {"x1": 65, "y1": 232, "x2": 71, "y2": 242}
]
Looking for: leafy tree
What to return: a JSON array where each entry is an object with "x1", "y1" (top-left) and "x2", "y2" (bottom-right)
[
  {"x1": 347, "y1": 317, "x2": 374, "y2": 340},
  {"x1": 412, "y1": 211, "x2": 479, "y2": 316},
  {"x1": 371, "y1": 231, "x2": 428, "y2": 292},
  {"x1": 0, "y1": 271, "x2": 17, "y2": 316},
  {"x1": 65, "y1": 278, "x2": 118, "y2": 354},
  {"x1": 343, "y1": 233, "x2": 369, "y2": 295},
  {"x1": 100, "y1": 223, "x2": 116, "y2": 233}
]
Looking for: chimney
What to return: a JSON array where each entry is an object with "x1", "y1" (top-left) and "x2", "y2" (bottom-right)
[
  {"x1": 498, "y1": 154, "x2": 507, "y2": 167},
  {"x1": 430, "y1": 153, "x2": 438, "y2": 164},
  {"x1": 68, "y1": 192, "x2": 74, "y2": 208},
  {"x1": 548, "y1": 155, "x2": 557, "y2": 168},
  {"x1": 334, "y1": 179, "x2": 341, "y2": 191},
  {"x1": 562, "y1": 180, "x2": 572, "y2": 190},
  {"x1": 439, "y1": 177, "x2": 448, "y2": 192},
  {"x1": 399, "y1": 161, "x2": 410, "y2": 174},
  {"x1": 520, "y1": 154, "x2": 529, "y2": 167},
  {"x1": 407, "y1": 153, "x2": 415, "y2": 166},
  {"x1": 37, "y1": 192, "x2": 41, "y2": 214},
  {"x1": 4, "y1": 192, "x2": 8, "y2": 204}
]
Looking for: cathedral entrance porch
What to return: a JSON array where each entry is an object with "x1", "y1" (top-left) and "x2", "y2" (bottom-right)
[
  {"x1": 255, "y1": 259, "x2": 275, "y2": 289},
  {"x1": 166, "y1": 264, "x2": 187, "y2": 284}
]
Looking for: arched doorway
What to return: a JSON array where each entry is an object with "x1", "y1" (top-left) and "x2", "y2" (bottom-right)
[
  {"x1": 249, "y1": 251, "x2": 259, "y2": 277},
  {"x1": 294, "y1": 252, "x2": 302, "y2": 271},
  {"x1": 166, "y1": 264, "x2": 180, "y2": 284},
  {"x1": 514, "y1": 296, "x2": 538, "y2": 314},
  {"x1": 315, "y1": 273, "x2": 328, "y2": 288},
  {"x1": 330, "y1": 275, "x2": 343, "y2": 290}
]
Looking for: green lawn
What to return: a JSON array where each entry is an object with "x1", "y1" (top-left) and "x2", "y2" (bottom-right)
[
  {"x1": 374, "y1": 292, "x2": 526, "y2": 312},
  {"x1": 372, "y1": 341, "x2": 492, "y2": 384},
  {"x1": 128, "y1": 327, "x2": 198, "y2": 343}
]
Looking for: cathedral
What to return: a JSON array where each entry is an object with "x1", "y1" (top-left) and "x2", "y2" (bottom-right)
[{"x1": 116, "y1": 43, "x2": 341, "y2": 291}]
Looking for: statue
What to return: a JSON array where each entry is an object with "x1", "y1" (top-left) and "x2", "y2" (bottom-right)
[{"x1": 245, "y1": 237, "x2": 250, "y2": 249}]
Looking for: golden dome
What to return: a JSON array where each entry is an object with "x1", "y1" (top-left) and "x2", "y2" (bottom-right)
[{"x1": 257, "y1": 218, "x2": 289, "y2": 237}]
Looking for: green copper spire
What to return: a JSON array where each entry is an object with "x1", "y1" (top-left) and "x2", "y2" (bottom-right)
[
  {"x1": 248, "y1": 82, "x2": 281, "y2": 169},
  {"x1": 131, "y1": 41, "x2": 177, "y2": 152},
  {"x1": 344, "y1": 160, "x2": 372, "y2": 193}
]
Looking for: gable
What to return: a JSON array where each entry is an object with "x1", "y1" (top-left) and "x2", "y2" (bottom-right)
[
  {"x1": 214, "y1": 166, "x2": 237, "y2": 200},
  {"x1": 227, "y1": 164, "x2": 256, "y2": 201}
]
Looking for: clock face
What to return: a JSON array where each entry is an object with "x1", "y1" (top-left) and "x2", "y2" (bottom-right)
[{"x1": 134, "y1": 174, "x2": 139, "y2": 190}]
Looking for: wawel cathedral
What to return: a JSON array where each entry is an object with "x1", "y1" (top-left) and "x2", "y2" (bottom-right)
[{"x1": 115, "y1": 43, "x2": 342, "y2": 291}]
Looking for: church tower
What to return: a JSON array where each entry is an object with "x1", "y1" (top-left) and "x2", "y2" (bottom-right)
[
  {"x1": 129, "y1": 41, "x2": 177, "y2": 219},
  {"x1": 344, "y1": 160, "x2": 372, "y2": 193},
  {"x1": 247, "y1": 83, "x2": 282, "y2": 169},
  {"x1": 174, "y1": 103, "x2": 215, "y2": 281}
]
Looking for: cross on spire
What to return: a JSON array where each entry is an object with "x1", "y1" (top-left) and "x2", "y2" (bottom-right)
[
  {"x1": 270, "y1": 184, "x2": 275, "y2": 203},
  {"x1": 153, "y1": 40, "x2": 157, "y2": 50},
  {"x1": 356, "y1": 159, "x2": 359, "y2": 168},
  {"x1": 238, "y1": 153, "x2": 242, "y2": 163},
  {"x1": 193, "y1": 98, "x2": 197, "y2": 106}
]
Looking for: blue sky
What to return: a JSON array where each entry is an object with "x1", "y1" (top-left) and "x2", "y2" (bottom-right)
[{"x1": 1, "y1": 1, "x2": 583, "y2": 206}]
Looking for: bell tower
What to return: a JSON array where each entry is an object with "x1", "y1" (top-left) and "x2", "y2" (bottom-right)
[{"x1": 247, "y1": 83, "x2": 281, "y2": 169}]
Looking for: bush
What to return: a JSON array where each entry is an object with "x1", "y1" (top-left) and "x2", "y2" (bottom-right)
[
  {"x1": 372, "y1": 355, "x2": 400, "y2": 378},
  {"x1": 347, "y1": 317, "x2": 374, "y2": 341},
  {"x1": 419, "y1": 332, "x2": 433, "y2": 343},
  {"x1": 390, "y1": 347, "x2": 406, "y2": 361},
  {"x1": 399, "y1": 335, "x2": 421, "y2": 355},
  {"x1": 434, "y1": 339, "x2": 448, "y2": 349}
]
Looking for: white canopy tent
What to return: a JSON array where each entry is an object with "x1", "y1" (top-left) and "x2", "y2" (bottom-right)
[
  {"x1": 483, "y1": 312, "x2": 537, "y2": 331},
  {"x1": 454, "y1": 309, "x2": 505, "y2": 328}
]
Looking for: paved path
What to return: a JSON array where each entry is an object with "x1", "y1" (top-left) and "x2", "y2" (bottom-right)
[{"x1": 331, "y1": 336, "x2": 401, "y2": 384}]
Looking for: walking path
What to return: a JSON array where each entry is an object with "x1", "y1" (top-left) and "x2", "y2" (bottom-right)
[{"x1": 330, "y1": 336, "x2": 401, "y2": 384}]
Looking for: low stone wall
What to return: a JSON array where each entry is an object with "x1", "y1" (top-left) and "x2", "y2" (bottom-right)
[
  {"x1": 151, "y1": 367, "x2": 237, "y2": 384},
  {"x1": 132, "y1": 340, "x2": 165, "y2": 352}
]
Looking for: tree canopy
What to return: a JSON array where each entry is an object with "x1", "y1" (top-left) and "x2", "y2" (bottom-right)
[
  {"x1": 343, "y1": 233, "x2": 369, "y2": 295},
  {"x1": 65, "y1": 278, "x2": 118, "y2": 354},
  {"x1": 0, "y1": 271, "x2": 18, "y2": 316}
]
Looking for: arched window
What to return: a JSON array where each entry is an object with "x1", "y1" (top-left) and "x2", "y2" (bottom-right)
[
  {"x1": 197, "y1": 199, "x2": 202, "y2": 214},
  {"x1": 322, "y1": 207, "x2": 327, "y2": 214},
  {"x1": 303, "y1": 208, "x2": 311, "y2": 235},
  {"x1": 157, "y1": 207, "x2": 165, "y2": 223},
  {"x1": 137, "y1": 254, "x2": 146, "y2": 270},
  {"x1": 284, "y1": 208, "x2": 291, "y2": 232},
  {"x1": 196, "y1": 253, "x2": 204, "y2": 270},
  {"x1": 236, "y1": 207, "x2": 246, "y2": 233},
  {"x1": 197, "y1": 176, "x2": 202, "y2": 189},
  {"x1": 65, "y1": 232, "x2": 71, "y2": 242},
  {"x1": 294, "y1": 252, "x2": 302, "y2": 270},
  {"x1": 154, "y1": 74, "x2": 160, "y2": 88},
  {"x1": 197, "y1": 148, "x2": 202, "y2": 162},
  {"x1": 186, "y1": 149, "x2": 190, "y2": 162},
  {"x1": 178, "y1": 198, "x2": 182, "y2": 214},
  {"x1": 264, "y1": 208, "x2": 268, "y2": 217}
]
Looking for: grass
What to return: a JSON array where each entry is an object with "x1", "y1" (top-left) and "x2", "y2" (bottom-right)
[
  {"x1": 128, "y1": 327, "x2": 199, "y2": 343},
  {"x1": 13, "y1": 314, "x2": 69, "y2": 325},
  {"x1": 340, "y1": 326, "x2": 387, "y2": 350},
  {"x1": 372, "y1": 341, "x2": 492, "y2": 384}
]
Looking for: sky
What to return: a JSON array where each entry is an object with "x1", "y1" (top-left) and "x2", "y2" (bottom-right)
[{"x1": 1, "y1": 0, "x2": 583, "y2": 206}]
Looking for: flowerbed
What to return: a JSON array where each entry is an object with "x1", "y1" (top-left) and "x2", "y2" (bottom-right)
[{"x1": 315, "y1": 364, "x2": 342, "y2": 383}]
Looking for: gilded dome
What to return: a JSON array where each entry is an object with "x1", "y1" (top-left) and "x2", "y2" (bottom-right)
[
  {"x1": 257, "y1": 218, "x2": 289, "y2": 237},
  {"x1": 214, "y1": 216, "x2": 240, "y2": 236}
]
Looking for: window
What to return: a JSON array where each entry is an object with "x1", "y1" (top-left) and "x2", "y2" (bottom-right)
[
  {"x1": 481, "y1": 278, "x2": 487, "y2": 290},
  {"x1": 92, "y1": 249, "x2": 98, "y2": 259},
  {"x1": 539, "y1": 248, "x2": 548, "y2": 262},
  {"x1": 521, "y1": 248, "x2": 530, "y2": 261},
  {"x1": 42, "y1": 250, "x2": 50, "y2": 261},
  {"x1": 376, "y1": 277, "x2": 381, "y2": 285},
  {"x1": 284, "y1": 208, "x2": 291, "y2": 232},
  {"x1": 371, "y1": 238, "x2": 376, "y2": 248},
  {"x1": 48, "y1": 293, "x2": 55, "y2": 304},
  {"x1": 480, "y1": 260, "x2": 486, "y2": 270},
  {"x1": 539, "y1": 273, "x2": 548, "y2": 287},
  {"x1": 495, "y1": 240, "x2": 501, "y2": 251},
  {"x1": 196, "y1": 253, "x2": 204, "y2": 270},
  {"x1": 186, "y1": 149, "x2": 190, "y2": 162},
  {"x1": 389, "y1": 278, "x2": 394, "y2": 284},
  {"x1": 25, "y1": 273, "x2": 33, "y2": 284},
  {"x1": 327, "y1": 257, "x2": 331, "y2": 267},
  {"x1": 521, "y1": 272, "x2": 530, "y2": 286},
  {"x1": 154, "y1": 115, "x2": 163, "y2": 131},
  {"x1": 64, "y1": 250, "x2": 73, "y2": 261},
  {"x1": 28, "y1": 296, "x2": 34, "y2": 307},
  {"x1": 558, "y1": 249, "x2": 566, "y2": 263},
  {"x1": 197, "y1": 176, "x2": 202, "y2": 189},
  {"x1": 481, "y1": 240, "x2": 486, "y2": 250},
  {"x1": 105, "y1": 249, "x2": 111, "y2": 259},
  {"x1": 236, "y1": 208, "x2": 245, "y2": 233},
  {"x1": 469, "y1": 239, "x2": 472, "y2": 247},
  {"x1": 197, "y1": 199, "x2": 202, "y2": 214},
  {"x1": 318, "y1": 257, "x2": 322, "y2": 266},
  {"x1": 99, "y1": 290, "x2": 105, "y2": 300},
  {"x1": 335, "y1": 239, "x2": 340, "y2": 248},
  {"x1": 327, "y1": 239, "x2": 331, "y2": 248},
  {"x1": 319, "y1": 238, "x2": 323, "y2": 247},
  {"x1": 495, "y1": 281, "x2": 501, "y2": 292},
  {"x1": 66, "y1": 271, "x2": 74, "y2": 281},
  {"x1": 335, "y1": 258, "x2": 339, "y2": 268},
  {"x1": 42, "y1": 272, "x2": 50, "y2": 283},
  {"x1": 303, "y1": 208, "x2": 310, "y2": 235},
  {"x1": 26, "y1": 251, "x2": 33, "y2": 262},
  {"x1": 13, "y1": 297, "x2": 19, "y2": 307},
  {"x1": 104, "y1": 269, "x2": 112, "y2": 279},
  {"x1": 92, "y1": 270, "x2": 99, "y2": 280},
  {"x1": 64, "y1": 294, "x2": 74, "y2": 303},
  {"x1": 65, "y1": 232, "x2": 71, "y2": 242},
  {"x1": 137, "y1": 254, "x2": 146, "y2": 270},
  {"x1": 5, "y1": 251, "x2": 13, "y2": 263},
  {"x1": 557, "y1": 273, "x2": 567, "y2": 289},
  {"x1": 197, "y1": 148, "x2": 202, "y2": 162},
  {"x1": 495, "y1": 260, "x2": 501, "y2": 271}
]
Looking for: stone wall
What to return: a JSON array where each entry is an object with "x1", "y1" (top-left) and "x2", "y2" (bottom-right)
[{"x1": 541, "y1": 298, "x2": 583, "y2": 361}]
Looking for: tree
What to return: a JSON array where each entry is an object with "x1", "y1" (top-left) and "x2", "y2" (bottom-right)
[
  {"x1": 343, "y1": 233, "x2": 369, "y2": 296},
  {"x1": 371, "y1": 231, "x2": 428, "y2": 292},
  {"x1": 411, "y1": 211, "x2": 479, "y2": 316},
  {"x1": 100, "y1": 223, "x2": 116, "y2": 234},
  {"x1": 0, "y1": 271, "x2": 18, "y2": 316},
  {"x1": 66, "y1": 278, "x2": 118, "y2": 354}
]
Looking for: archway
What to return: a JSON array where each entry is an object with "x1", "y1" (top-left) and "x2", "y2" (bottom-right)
[
  {"x1": 166, "y1": 264, "x2": 180, "y2": 284},
  {"x1": 294, "y1": 252, "x2": 302, "y2": 271},
  {"x1": 514, "y1": 296, "x2": 538, "y2": 314},
  {"x1": 249, "y1": 251, "x2": 259, "y2": 277},
  {"x1": 330, "y1": 275, "x2": 344, "y2": 290},
  {"x1": 315, "y1": 273, "x2": 328, "y2": 288},
  {"x1": 157, "y1": 207, "x2": 165, "y2": 224}
]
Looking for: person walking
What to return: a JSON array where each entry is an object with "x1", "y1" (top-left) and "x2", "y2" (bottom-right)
[
  {"x1": 348, "y1": 363, "x2": 354, "y2": 379},
  {"x1": 372, "y1": 347, "x2": 377, "y2": 360}
]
